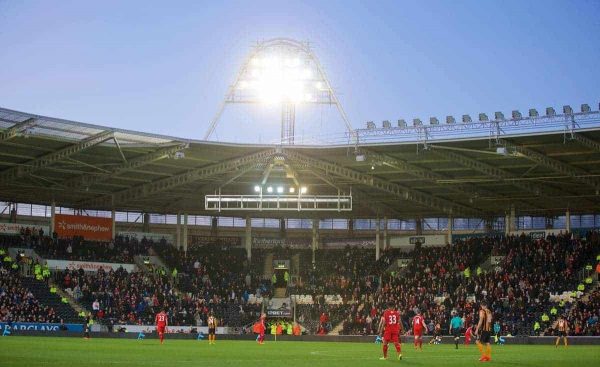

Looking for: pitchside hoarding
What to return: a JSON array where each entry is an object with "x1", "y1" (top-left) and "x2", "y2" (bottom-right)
[
  {"x1": 0, "y1": 322, "x2": 84, "y2": 332},
  {"x1": 54, "y1": 214, "x2": 113, "y2": 241},
  {"x1": 0, "y1": 222, "x2": 49, "y2": 235},
  {"x1": 45, "y1": 259, "x2": 136, "y2": 272}
]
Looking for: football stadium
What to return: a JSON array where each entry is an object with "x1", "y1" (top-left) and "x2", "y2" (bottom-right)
[{"x1": 0, "y1": 2, "x2": 599, "y2": 366}]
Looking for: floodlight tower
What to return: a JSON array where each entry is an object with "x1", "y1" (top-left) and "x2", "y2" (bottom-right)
[{"x1": 203, "y1": 38, "x2": 355, "y2": 144}]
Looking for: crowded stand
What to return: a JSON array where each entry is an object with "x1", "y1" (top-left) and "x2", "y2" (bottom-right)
[
  {"x1": 34, "y1": 234, "x2": 154, "y2": 264},
  {"x1": 0, "y1": 222, "x2": 598, "y2": 339},
  {"x1": 339, "y1": 232, "x2": 598, "y2": 337},
  {"x1": 0, "y1": 246, "x2": 60, "y2": 324}
]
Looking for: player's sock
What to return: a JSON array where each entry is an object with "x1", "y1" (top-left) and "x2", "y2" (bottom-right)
[
  {"x1": 564, "y1": 338, "x2": 568, "y2": 347},
  {"x1": 394, "y1": 342, "x2": 401, "y2": 354},
  {"x1": 486, "y1": 345, "x2": 492, "y2": 360},
  {"x1": 383, "y1": 344, "x2": 388, "y2": 358},
  {"x1": 455, "y1": 337, "x2": 459, "y2": 349},
  {"x1": 555, "y1": 338, "x2": 559, "y2": 347},
  {"x1": 477, "y1": 342, "x2": 483, "y2": 356},
  {"x1": 419, "y1": 340, "x2": 423, "y2": 349}
]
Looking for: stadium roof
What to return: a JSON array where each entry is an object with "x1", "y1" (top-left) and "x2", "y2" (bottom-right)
[{"x1": 1, "y1": 106, "x2": 600, "y2": 219}]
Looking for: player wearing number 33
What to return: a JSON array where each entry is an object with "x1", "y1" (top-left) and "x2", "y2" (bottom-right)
[{"x1": 378, "y1": 301, "x2": 402, "y2": 360}]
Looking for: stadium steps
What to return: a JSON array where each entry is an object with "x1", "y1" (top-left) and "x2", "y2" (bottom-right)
[
  {"x1": 291, "y1": 253, "x2": 300, "y2": 275},
  {"x1": 263, "y1": 252, "x2": 274, "y2": 279},
  {"x1": 328, "y1": 321, "x2": 344, "y2": 335},
  {"x1": 273, "y1": 287, "x2": 287, "y2": 298},
  {"x1": 50, "y1": 279, "x2": 88, "y2": 316},
  {"x1": 20, "y1": 277, "x2": 82, "y2": 323}
]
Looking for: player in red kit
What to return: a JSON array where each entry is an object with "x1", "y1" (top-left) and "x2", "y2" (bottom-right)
[
  {"x1": 155, "y1": 308, "x2": 168, "y2": 344},
  {"x1": 378, "y1": 301, "x2": 402, "y2": 360},
  {"x1": 465, "y1": 325, "x2": 473, "y2": 346},
  {"x1": 412, "y1": 309, "x2": 425, "y2": 350},
  {"x1": 254, "y1": 313, "x2": 266, "y2": 345}
]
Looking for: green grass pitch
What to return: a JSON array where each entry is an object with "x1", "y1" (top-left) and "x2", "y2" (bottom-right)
[{"x1": 1, "y1": 336, "x2": 598, "y2": 366}]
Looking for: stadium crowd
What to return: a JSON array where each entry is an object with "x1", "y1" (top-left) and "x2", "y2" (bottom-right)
[
  {"x1": 0, "y1": 247, "x2": 60, "y2": 324},
  {"x1": 0, "y1": 225, "x2": 598, "y2": 338},
  {"x1": 339, "y1": 232, "x2": 598, "y2": 337}
]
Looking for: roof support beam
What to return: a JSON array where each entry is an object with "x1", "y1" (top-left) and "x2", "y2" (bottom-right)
[
  {"x1": 366, "y1": 149, "x2": 545, "y2": 212},
  {"x1": 500, "y1": 139, "x2": 600, "y2": 191},
  {"x1": 58, "y1": 143, "x2": 189, "y2": 191},
  {"x1": 81, "y1": 148, "x2": 277, "y2": 208},
  {"x1": 429, "y1": 146, "x2": 598, "y2": 210},
  {"x1": 284, "y1": 149, "x2": 483, "y2": 217},
  {"x1": 0, "y1": 130, "x2": 114, "y2": 185},
  {"x1": 304, "y1": 163, "x2": 405, "y2": 218},
  {"x1": 571, "y1": 133, "x2": 600, "y2": 154},
  {"x1": 0, "y1": 118, "x2": 36, "y2": 142}
]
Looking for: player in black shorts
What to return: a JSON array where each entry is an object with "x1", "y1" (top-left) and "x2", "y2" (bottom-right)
[
  {"x1": 475, "y1": 301, "x2": 493, "y2": 362},
  {"x1": 83, "y1": 314, "x2": 91, "y2": 340},
  {"x1": 207, "y1": 313, "x2": 217, "y2": 345},
  {"x1": 554, "y1": 316, "x2": 569, "y2": 347}
]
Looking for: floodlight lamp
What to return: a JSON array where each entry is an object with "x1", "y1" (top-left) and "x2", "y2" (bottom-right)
[
  {"x1": 398, "y1": 119, "x2": 407, "y2": 127},
  {"x1": 494, "y1": 112, "x2": 505, "y2": 120},
  {"x1": 446, "y1": 116, "x2": 456, "y2": 124},
  {"x1": 300, "y1": 186, "x2": 308, "y2": 194},
  {"x1": 581, "y1": 104, "x2": 591, "y2": 113},
  {"x1": 546, "y1": 107, "x2": 556, "y2": 116},
  {"x1": 382, "y1": 120, "x2": 391, "y2": 128},
  {"x1": 512, "y1": 110, "x2": 522, "y2": 119},
  {"x1": 267, "y1": 186, "x2": 273, "y2": 193},
  {"x1": 478, "y1": 113, "x2": 489, "y2": 122},
  {"x1": 254, "y1": 185, "x2": 261, "y2": 193},
  {"x1": 429, "y1": 117, "x2": 439, "y2": 125},
  {"x1": 289, "y1": 187, "x2": 296, "y2": 193},
  {"x1": 528, "y1": 109, "x2": 539, "y2": 117},
  {"x1": 563, "y1": 105, "x2": 573, "y2": 115},
  {"x1": 277, "y1": 186, "x2": 284, "y2": 194},
  {"x1": 462, "y1": 115, "x2": 472, "y2": 123}
]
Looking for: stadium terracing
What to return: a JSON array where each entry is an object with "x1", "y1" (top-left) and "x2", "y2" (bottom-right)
[{"x1": 1, "y1": 104, "x2": 599, "y2": 224}]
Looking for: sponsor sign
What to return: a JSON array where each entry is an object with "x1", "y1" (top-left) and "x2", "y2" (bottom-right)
[
  {"x1": 189, "y1": 235, "x2": 241, "y2": 246},
  {"x1": 112, "y1": 325, "x2": 229, "y2": 334},
  {"x1": 267, "y1": 298, "x2": 292, "y2": 318},
  {"x1": 508, "y1": 229, "x2": 568, "y2": 238},
  {"x1": 252, "y1": 237, "x2": 310, "y2": 248},
  {"x1": 119, "y1": 231, "x2": 173, "y2": 243},
  {"x1": 529, "y1": 231, "x2": 546, "y2": 240},
  {"x1": 0, "y1": 322, "x2": 83, "y2": 332},
  {"x1": 322, "y1": 238, "x2": 375, "y2": 248},
  {"x1": 54, "y1": 214, "x2": 113, "y2": 241},
  {"x1": 390, "y1": 234, "x2": 447, "y2": 248},
  {"x1": 451, "y1": 232, "x2": 504, "y2": 241},
  {"x1": 409, "y1": 236, "x2": 426, "y2": 244},
  {"x1": 266, "y1": 309, "x2": 292, "y2": 317},
  {"x1": 45, "y1": 259, "x2": 136, "y2": 273},
  {"x1": 0, "y1": 222, "x2": 49, "y2": 235}
]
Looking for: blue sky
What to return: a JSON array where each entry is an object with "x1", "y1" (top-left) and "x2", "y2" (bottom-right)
[{"x1": 0, "y1": 0, "x2": 598, "y2": 143}]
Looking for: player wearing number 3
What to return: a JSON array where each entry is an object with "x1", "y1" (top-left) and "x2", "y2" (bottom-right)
[{"x1": 378, "y1": 301, "x2": 402, "y2": 360}]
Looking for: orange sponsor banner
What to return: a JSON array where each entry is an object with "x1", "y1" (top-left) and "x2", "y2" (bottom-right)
[{"x1": 54, "y1": 214, "x2": 113, "y2": 241}]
